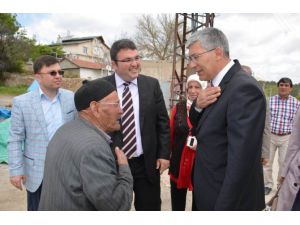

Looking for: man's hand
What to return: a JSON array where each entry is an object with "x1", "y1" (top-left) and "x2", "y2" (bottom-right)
[
  {"x1": 115, "y1": 147, "x2": 128, "y2": 165},
  {"x1": 195, "y1": 84, "x2": 221, "y2": 109},
  {"x1": 156, "y1": 159, "x2": 169, "y2": 174},
  {"x1": 10, "y1": 175, "x2": 26, "y2": 191},
  {"x1": 278, "y1": 176, "x2": 285, "y2": 185},
  {"x1": 261, "y1": 158, "x2": 268, "y2": 166}
]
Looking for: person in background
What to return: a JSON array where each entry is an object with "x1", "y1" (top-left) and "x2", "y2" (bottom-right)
[
  {"x1": 39, "y1": 79, "x2": 133, "y2": 210},
  {"x1": 169, "y1": 74, "x2": 207, "y2": 211},
  {"x1": 241, "y1": 65, "x2": 271, "y2": 166},
  {"x1": 103, "y1": 39, "x2": 170, "y2": 210},
  {"x1": 264, "y1": 77, "x2": 300, "y2": 195},
  {"x1": 277, "y1": 108, "x2": 300, "y2": 210},
  {"x1": 8, "y1": 55, "x2": 77, "y2": 210}
]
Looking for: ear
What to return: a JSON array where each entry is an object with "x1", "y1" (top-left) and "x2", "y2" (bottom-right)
[
  {"x1": 214, "y1": 47, "x2": 224, "y2": 58},
  {"x1": 89, "y1": 101, "x2": 99, "y2": 114},
  {"x1": 34, "y1": 73, "x2": 40, "y2": 82},
  {"x1": 111, "y1": 60, "x2": 118, "y2": 71}
]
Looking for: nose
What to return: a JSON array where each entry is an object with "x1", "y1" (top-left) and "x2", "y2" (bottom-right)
[{"x1": 188, "y1": 60, "x2": 197, "y2": 68}]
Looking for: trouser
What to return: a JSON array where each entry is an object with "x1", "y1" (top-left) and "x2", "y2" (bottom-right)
[
  {"x1": 170, "y1": 179, "x2": 188, "y2": 211},
  {"x1": 27, "y1": 184, "x2": 42, "y2": 211},
  {"x1": 129, "y1": 155, "x2": 161, "y2": 211},
  {"x1": 263, "y1": 134, "x2": 290, "y2": 189},
  {"x1": 292, "y1": 189, "x2": 300, "y2": 211}
]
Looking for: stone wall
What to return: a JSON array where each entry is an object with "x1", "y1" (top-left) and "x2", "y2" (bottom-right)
[{"x1": 3, "y1": 73, "x2": 83, "y2": 92}]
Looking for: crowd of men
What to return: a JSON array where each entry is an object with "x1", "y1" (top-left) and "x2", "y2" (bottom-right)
[{"x1": 7, "y1": 27, "x2": 300, "y2": 211}]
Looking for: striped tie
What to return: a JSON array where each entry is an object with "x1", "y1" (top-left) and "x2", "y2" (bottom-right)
[{"x1": 121, "y1": 82, "x2": 137, "y2": 158}]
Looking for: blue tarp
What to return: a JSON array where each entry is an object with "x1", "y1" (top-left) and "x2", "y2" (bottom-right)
[
  {"x1": 0, "y1": 118, "x2": 10, "y2": 163},
  {"x1": 0, "y1": 107, "x2": 11, "y2": 119}
]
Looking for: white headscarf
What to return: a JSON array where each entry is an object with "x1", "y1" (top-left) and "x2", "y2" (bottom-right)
[{"x1": 186, "y1": 74, "x2": 208, "y2": 114}]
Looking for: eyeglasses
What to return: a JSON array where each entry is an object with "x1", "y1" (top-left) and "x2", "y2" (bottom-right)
[
  {"x1": 187, "y1": 48, "x2": 216, "y2": 63},
  {"x1": 98, "y1": 101, "x2": 120, "y2": 108},
  {"x1": 115, "y1": 55, "x2": 142, "y2": 63},
  {"x1": 38, "y1": 70, "x2": 64, "y2": 76}
]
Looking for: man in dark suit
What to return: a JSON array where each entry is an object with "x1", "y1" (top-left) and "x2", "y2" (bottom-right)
[
  {"x1": 188, "y1": 28, "x2": 266, "y2": 210},
  {"x1": 103, "y1": 39, "x2": 170, "y2": 210}
]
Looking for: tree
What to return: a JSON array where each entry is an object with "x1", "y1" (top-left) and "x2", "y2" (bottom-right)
[
  {"x1": 30, "y1": 44, "x2": 65, "y2": 61},
  {"x1": 0, "y1": 13, "x2": 34, "y2": 79},
  {"x1": 134, "y1": 14, "x2": 175, "y2": 61}
]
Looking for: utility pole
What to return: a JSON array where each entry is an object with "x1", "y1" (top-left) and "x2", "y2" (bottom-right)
[{"x1": 169, "y1": 13, "x2": 215, "y2": 109}]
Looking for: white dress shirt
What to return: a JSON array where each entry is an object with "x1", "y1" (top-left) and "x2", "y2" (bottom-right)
[{"x1": 115, "y1": 73, "x2": 143, "y2": 157}]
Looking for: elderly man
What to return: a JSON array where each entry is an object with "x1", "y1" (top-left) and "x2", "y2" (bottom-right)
[
  {"x1": 188, "y1": 27, "x2": 266, "y2": 210},
  {"x1": 39, "y1": 79, "x2": 133, "y2": 210}
]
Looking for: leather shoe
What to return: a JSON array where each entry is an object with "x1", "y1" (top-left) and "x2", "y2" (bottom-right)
[{"x1": 264, "y1": 187, "x2": 272, "y2": 195}]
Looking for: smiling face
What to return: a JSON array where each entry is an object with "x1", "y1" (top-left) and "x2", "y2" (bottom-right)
[
  {"x1": 111, "y1": 49, "x2": 141, "y2": 82},
  {"x1": 187, "y1": 80, "x2": 201, "y2": 101},
  {"x1": 278, "y1": 82, "x2": 292, "y2": 99}
]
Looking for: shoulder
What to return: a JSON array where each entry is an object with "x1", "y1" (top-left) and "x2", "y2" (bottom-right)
[
  {"x1": 59, "y1": 88, "x2": 74, "y2": 96},
  {"x1": 12, "y1": 90, "x2": 35, "y2": 104},
  {"x1": 138, "y1": 74, "x2": 159, "y2": 83},
  {"x1": 231, "y1": 72, "x2": 263, "y2": 93}
]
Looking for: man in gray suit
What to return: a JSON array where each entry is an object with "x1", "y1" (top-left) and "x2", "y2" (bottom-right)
[
  {"x1": 39, "y1": 79, "x2": 133, "y2": 210},
  {"x1": 8, "y1": 55, "x2": 77, "y2": 210},
  {"x1": 277, "y1": 108, "x2": 300, "y2": 210}
]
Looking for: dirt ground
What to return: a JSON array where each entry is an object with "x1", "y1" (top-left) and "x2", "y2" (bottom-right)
[
  {"x1": 0, "y1": 94, "x2": 275, "y2": 211},
  {"x1": 0, "y1": 163, "x2": 191, "y2": 211}
]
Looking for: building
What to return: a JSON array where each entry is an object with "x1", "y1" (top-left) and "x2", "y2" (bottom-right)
[
  {"x1": 60, "y1": 58, "x2": 110, "y2": 80},
  {"x1": 55, "y1": 35, "x2": 111, "y2": 65}
]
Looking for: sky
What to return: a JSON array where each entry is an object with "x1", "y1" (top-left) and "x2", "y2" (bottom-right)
[{"x1": 14, "y1": 13, "x2": 300, "y2": 83}]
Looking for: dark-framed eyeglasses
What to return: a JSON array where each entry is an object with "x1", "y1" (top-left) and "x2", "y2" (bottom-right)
[
  {"x1": 187, "y1": 48, "x2": 216, "y2": 63},
  {"x1": 38, "y1": 70, "x2": 64, "y2": 76},
  {"x1": 115, "y1": 55, "x2": 142, "y2": 63}
]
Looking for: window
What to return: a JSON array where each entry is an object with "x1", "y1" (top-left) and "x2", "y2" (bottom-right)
[{"x1": 83, "y1": 47, "x2": 88, "y2": 54}]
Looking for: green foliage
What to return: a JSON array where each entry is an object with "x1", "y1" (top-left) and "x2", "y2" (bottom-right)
[
  {"x1": 0, "y1": 84, "x2": 27, "y2": 95},
  {"x1": 0, "y1": 13, "x2": 34, "y2": 79},
  {"x1": 30, "y1": 44, "x2": 65, "y2": 61}
]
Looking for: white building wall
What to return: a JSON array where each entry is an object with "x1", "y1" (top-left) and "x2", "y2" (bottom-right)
[{"x1": 79, "y1": 68, "x2": 105, "y2": 80}]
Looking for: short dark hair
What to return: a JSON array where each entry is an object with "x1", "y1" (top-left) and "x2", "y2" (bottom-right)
[
  {"x1": 33, "y1": 55, "x2": 59, "y2": 74},
  {"x1": 110, "y1": 39, "x2": 137, "y2": 61},
  {"x1": 277, "y1": 77, "x2": 293, "y2": 87}
]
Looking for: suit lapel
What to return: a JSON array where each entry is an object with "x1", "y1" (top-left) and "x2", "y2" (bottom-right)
[
  {"x1": 31, "y1": 90, "x2": 49, "y2": 140},
  {"x1": 137, "y1": 76, "x2": 146, "y2": 130},
  {"x1": 196, "y1": 60, "x2": 241, "y2": 131}
]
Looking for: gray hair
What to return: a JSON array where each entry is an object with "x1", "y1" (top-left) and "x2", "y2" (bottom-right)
[{"x1": 186, "y1": 27, "x2": 230, "y2": 58}]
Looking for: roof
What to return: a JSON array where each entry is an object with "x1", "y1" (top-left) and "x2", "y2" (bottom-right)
[
  {"x1": 62, "y1": 36, "x2": 110, "y2": 49},
  {"x1": 63, "y1": 58, "x2": 104, "y2": 70}
]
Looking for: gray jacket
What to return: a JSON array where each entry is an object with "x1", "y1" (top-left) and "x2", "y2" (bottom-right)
[
  {"x1": 39, "y1": 117, "x2": 133, "y2": 210},
  {"x1": 277, "y1": 108, "x2": 300, "y2": 210}
]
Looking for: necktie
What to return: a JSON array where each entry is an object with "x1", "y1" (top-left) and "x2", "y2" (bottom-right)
[{"x1": 121, "y1": 82, "x2": 137, "y2": 158}]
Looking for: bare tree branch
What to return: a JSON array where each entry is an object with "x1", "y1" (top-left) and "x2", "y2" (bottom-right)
[{"x1": 134, "y1": 14, "x2": 175, "y2": 61}]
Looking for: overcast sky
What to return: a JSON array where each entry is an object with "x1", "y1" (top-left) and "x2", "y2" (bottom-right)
[{"x1": 15, "y1": 13, "x2": 300, "y2": 83}]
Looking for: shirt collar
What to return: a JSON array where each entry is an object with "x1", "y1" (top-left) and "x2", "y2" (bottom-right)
[
  {"x1": 115, "y1": 73, "x2": 138, "y2": 88},
  {"x1": 212, "y1": 60, "x2": 234, "y2": 87},
  {"x1": 39, "y1": 87, "x2": 61, "y2": 101}
]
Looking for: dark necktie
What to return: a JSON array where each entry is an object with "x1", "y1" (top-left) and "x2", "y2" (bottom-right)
[{"x1": 121, "y1": 82, "x2": 137, "y2": 158}]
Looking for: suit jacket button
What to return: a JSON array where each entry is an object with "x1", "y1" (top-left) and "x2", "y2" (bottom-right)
[{"x1": 294, "y1": 183, "x2": 298, "y2": 187}]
